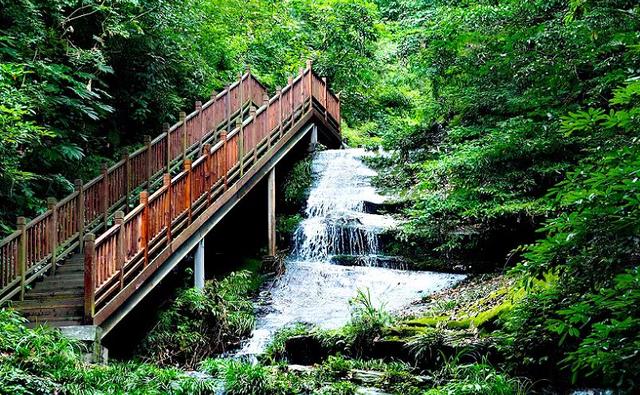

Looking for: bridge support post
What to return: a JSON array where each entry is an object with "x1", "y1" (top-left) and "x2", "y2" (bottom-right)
[
  {"x1": 194, "y1": 238, "x2": 205, "y2": 290},
  {"x1": 267, "y1": 168, "x2": 276, "y2": 256},
  {"x1": 309, "y1": 124, "x2": 318, "y2": 152}
]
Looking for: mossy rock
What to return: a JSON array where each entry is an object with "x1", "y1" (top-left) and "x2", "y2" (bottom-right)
[{"x1": 403, "y1": 299, "x2": 514, "y2": 330}]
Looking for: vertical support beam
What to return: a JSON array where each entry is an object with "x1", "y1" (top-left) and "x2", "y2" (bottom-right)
[
  {"x1": 194, "y1": 238, "x2": 205, "y2": 290},
  {"x1": 322, "y1": 77, "x2": 328, "y2": 121},
  {"x1": 122, "y1": 152, "x2": 131, "y2": 213},
  {"x1": 47, "y1": 197, "x2": 58, "y2": 275},
  {"x1": 101, "y1": 163, "x2": 109, "y2": 229},
  {"x1": 267, "y1": 168, "x2": 276, "y2": 256},
  {"x1": 115, "y1": 211, "x2": 125, "y2": 290},
  {"x1": 144, "y1": 135, "x2": 152, "y2": 188},
  {"x1": 140, "y1": 191, "x2": 149, "y2": 267},
  {"x1": 83, "y1": 233, "x2": 96, "y2": 324},
  {"x1": 163, "y1": 123, "x2": 171, "y2": 173},
  {"x1": 196, "y1": 101, "x2": 203, "y2": 153},
  {"x1": 309, "y1": 124, "x2": 318, "y2": 152},
  {"x1": 184, "y1": 159, "x2": 192, "y2": 224},
  {"x1": 17, "y1": 217, "x2": 26, "y2": 301},
  {"x1": 299, "y1": 67, "x2": 305, "y2": 114},
  {"x1": 163, "y1": 173, "x2": 172, "y2": 246},
  {"x1": 75, "y1": 179, "x2": 85, "y2": 253},
  {"x1": 180, "y1": 111, "x2": 187, "y2": 161}
]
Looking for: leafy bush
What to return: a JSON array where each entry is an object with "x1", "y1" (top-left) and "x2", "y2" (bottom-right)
[{"x1": 139, "y1": 270, "x2": 262, "y2": 368}]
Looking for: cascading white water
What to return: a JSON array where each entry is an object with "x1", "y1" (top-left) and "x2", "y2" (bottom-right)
[
  {"x1": 239, "y1": 149, "x2": 464, "y2": 355},
  {"x1": 292, "y1": 149, "x2": 393, "y2": 264}
]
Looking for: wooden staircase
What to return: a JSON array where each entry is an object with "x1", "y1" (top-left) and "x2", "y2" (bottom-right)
[
  {"x1": 13, "y1": 254, "x2": 84, "y2": 327},
  {"x1": 1, "y1": 62, "x2": 342, "y2": 333}
]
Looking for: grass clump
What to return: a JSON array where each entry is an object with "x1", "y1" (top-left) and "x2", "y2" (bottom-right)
[
  {"x1": 0, "y1": 309, "x2": 218, "y2": 394},
  {"x1": 139, "y1": 269, "x2": 263, "y2": 368}
]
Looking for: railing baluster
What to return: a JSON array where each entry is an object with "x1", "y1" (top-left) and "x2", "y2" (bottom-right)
[
  {"x1": 47, "y1": 198, "x2": 58, "y2": 275},
  {"x1": 140, "y1": 191, "x2": 149, "y2": 267}
]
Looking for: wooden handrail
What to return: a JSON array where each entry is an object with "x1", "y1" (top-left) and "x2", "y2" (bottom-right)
[
  {"x1": 85, "y1": 64, "x2": 341, "y2": 325},
  {"x1": 0, "y1": 71, "x2": 269, "y2": 305}
]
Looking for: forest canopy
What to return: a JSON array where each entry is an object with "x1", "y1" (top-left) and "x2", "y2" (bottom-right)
[{"x1": 1, "y1": 0, "x2": 640, "y2": 391}]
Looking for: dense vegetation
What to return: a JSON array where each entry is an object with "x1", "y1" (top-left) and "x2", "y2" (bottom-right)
[
  {"x1": 0, "y1": 0, "x2": 378, "y2": 233},
  {"x1": 2, "y1": 0, "x2": 640, "y2": 393}
]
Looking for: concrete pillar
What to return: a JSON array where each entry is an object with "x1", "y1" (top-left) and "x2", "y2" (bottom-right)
[
  {"x1": 194, "y1": 238, "x2": 205, "y2": 289},
  {"x1": 309, "y1": 124, "x2": 318, "y2": 152},
  {"x1": 267, "y1": 168, "x2": 276, "y2": 256}
]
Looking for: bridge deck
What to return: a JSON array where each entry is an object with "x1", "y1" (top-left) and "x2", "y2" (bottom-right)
[{"x1": 1, "y1": 62, "x2": 341, "y2": 332}]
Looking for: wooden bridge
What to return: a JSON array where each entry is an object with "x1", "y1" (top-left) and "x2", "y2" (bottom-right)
[{"x1": 0, "y1": 62, "x2": 341, "y2": 336}]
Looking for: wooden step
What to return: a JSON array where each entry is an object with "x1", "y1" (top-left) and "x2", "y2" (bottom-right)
[
  {"x1": 30, "y1": 277, "x2": 84, "y2": 289},
  {"x1": 25, "y1": 289, "x2": 84, "y2": 300},
  {"x1": 55, "y1": 264, "x2": 84, "y2": 274},
  {"x1": 26, "y1": 317, "x2": 84, "y2": 328},
  {"x1": 19, "y1": 305, "x2": 84, "y2": 318},
  {"x1": 14, "y1": 297, "x2": 83, "y2": 309}
]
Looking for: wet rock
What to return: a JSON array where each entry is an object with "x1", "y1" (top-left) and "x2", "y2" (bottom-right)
[{"x1": 284, "y1": 335, "x2": 326, "y2": 365}]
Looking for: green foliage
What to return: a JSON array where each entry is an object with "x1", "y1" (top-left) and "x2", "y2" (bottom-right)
[
  {"x1": 0, "y1": 309, "x2": 217, "y2": 394},
  {"x1": 425, "y1": 360, "x2": 528, "y2": 395},
  {"x1": 282, "y1": 157, "x2": 313, "y2": 207},
  {"x1": 0, "y1": 0, "x2": 381, "y2": 234},
  {"x1": 343, "y1": 289, "x2": 393, "y2": 357},
  {"x1": 139, "y1": 270, "x2": 262, "y2": 368}
]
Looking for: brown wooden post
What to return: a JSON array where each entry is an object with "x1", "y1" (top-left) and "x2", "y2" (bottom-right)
[
  {"x1": 17, "y1": 217, "x2": 26, "y2": 301},
  {"x1": 121, "y1": 152, "x2": 131, "y2": 213},
  {"x1": 83, "y1": 233, "x2": 96, "y2": 323},
  {"x1": 144, "y1": 135, "x2": 152, "y2": 188},
  {"x1": 184, "y1": 160, "x2": 192, "y2": 225},
  {"x1": 276, "y1": 86, "x2": 283, "y2": 137},
  {"x1": 74, "y1": 179, "x2": 85, "y2": 252},
  {"x1": 140, "y1": 191, "x2": 149, "y2": 267},
  {"x1": 238, "y1": 72, "x2": 244, "y2": 111},
  {"x1": 221, "y1": 131, "x2": 229, "y2": 189},
  {"x1": 306, "y1": 59, "x2": 313, "y2": 110},
  {"x1": 163, "y1": 123, "x2": 171, "y2": 172},
  {"x1": 322, "y1": 77, "x2": 328, "y2": 120},
  {"x1": 225, "y1": 84, "x2": 231, "y2": 134},
  {"x1": 114, "y1": 211, "x2": 125, "y2": 290},
  {"x1": 180, "y1": 112, "x2": 187, "y2": 161},
  {"x1": 263, "y1": 93, "x2": 270, "y2": 149},
  {"x1": 163, "y1": 174, "x2": 172, "y2": 245},
  {"x1": 196, "y1": 101, "x2": 203, "y2": 153},
  {"x1": 47, "y1": 197, "x2": 58, "y2": 275},
  {"x1": 288, "y1": 76, "x2": 294, "y2": 124},
  {"x1": 246, "y1": 66, "x2": 252, "y2": 105},
  {"x1": 299, "y1": 67, "x2": 305, "y2": 115},
  {"x1": 236, "y1": 118, "x2": 244, "y2": 177},
  {"x1": 101, "y1": 163, "x2": 109, "y2": 229},
  {"x1": 203, "y1": 144, "x2": 212, "y2": 205},
  {"x1": 250, "y1": 107, "x2": 257, "y2": 163}
]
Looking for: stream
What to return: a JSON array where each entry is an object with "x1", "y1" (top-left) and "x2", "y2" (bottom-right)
[{"x1": 240, "y1": 148, "x2": 464, "y2": 356}]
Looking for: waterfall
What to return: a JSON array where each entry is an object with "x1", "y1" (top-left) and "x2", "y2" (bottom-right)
[
  {"x1": 238, "y1": 148, "x2": 464, "y2": 355},
  {"x1": 292, "y1": 149, "x2": 392, "y2": 265}
]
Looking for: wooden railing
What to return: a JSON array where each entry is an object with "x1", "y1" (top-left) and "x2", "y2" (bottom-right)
[
  {"x1": 0, "y1": 71, "x2": 270, "y2": 305},
  {"x1": 84, "y1": 62, "x2": 340, "y2": 325}
]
